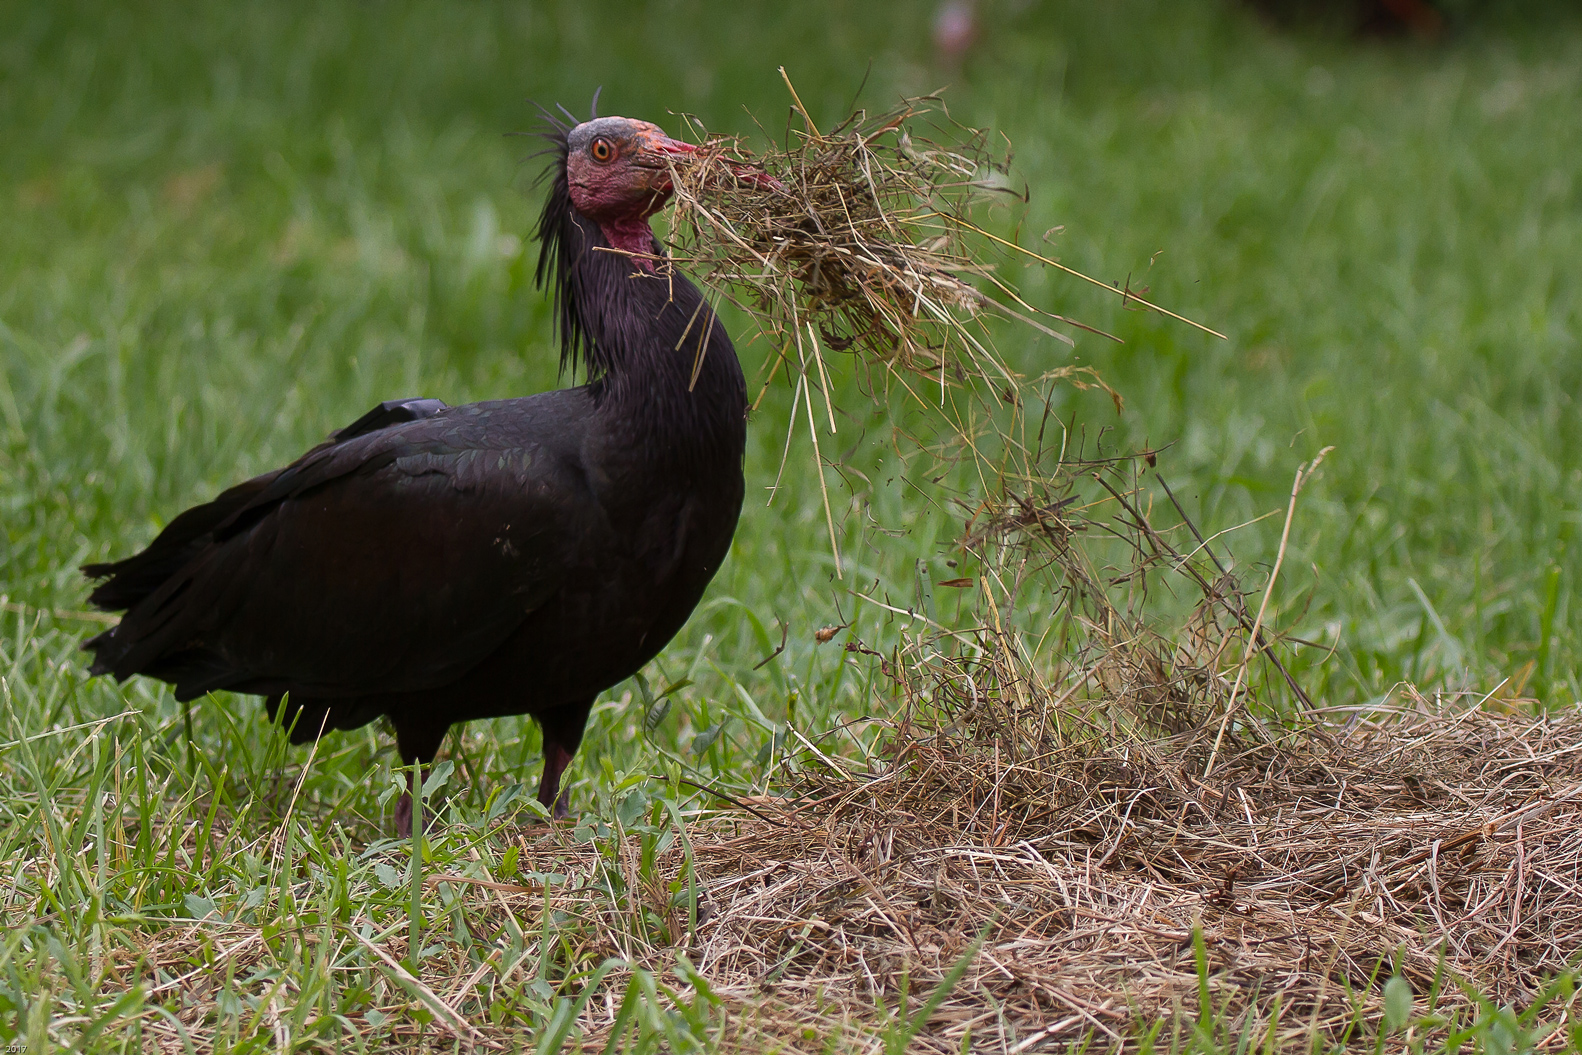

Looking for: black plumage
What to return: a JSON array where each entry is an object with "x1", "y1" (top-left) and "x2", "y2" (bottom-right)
[{"x1": 82, "y1": 114, "x2": 749, "y2": 832}]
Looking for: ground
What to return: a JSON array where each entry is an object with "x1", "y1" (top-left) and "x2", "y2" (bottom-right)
[{"x1": 2, "y1": 1, "x2": 1581, "y2": 1051}]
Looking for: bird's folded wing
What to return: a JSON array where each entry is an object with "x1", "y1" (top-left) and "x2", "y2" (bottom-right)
[
  {"x1": 82, "y1": 397, "x2": 453, "y2": 611},
  {"x1": 87, "y1": 406, "x2": 599, "y2": 701}
]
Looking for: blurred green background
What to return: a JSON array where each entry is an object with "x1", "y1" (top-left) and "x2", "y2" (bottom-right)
[{"x1": 3, "y1": 0, "x2": 1582, "y2": 813}]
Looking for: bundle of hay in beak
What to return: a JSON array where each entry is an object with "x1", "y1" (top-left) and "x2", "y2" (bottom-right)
[
  {"x1": 660, "y1": 76, "x2": 1218, "y2": 401},
  {"x1": 656, "y1": 79, "x2": 1226, "y2": 574},
  {"x1": 663, "y1": 89, "x2": 1052, "y2": 392}
]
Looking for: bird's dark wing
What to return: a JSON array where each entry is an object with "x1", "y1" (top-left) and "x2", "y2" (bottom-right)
[
  {"x1": 83, "y1": 397, "x2": 451, "y2": 611},
  {"x1": 85, "y1": 394, "x2": 601, "y2": 702}
]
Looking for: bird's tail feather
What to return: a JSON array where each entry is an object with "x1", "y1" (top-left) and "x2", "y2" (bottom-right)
[
  {"x1": 268, "y1": 693, "x2": 383, "y2": 745},
  {"x1": 82, "y1": 474, "x2": 276, "y2": 613}
]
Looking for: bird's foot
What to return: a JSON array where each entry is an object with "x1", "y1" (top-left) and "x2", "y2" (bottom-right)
[
  {"x1": 394, "y1": 790, "x2": 421, "y2": 839},
  {"x1": 393, "y1": 759, "x2": 436, "y2": 838}
]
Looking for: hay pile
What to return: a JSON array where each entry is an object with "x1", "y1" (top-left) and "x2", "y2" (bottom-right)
[
  {"x1": 666, "y1": 699, "x2": 1582, "y2": 1052},
  {"x1": 636, "y1": 455, "x2": 1578, "y2": 1050},
  {"x1": 118, "y1": 694, "x2": 1582, "y2": 1053}
]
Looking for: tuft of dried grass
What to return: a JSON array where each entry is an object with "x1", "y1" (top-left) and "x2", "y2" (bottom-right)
[
  {"x1": 666, "y1": 87, "x2": 1021, "y2": 387},
  {"x1": 653, "y1": 80, "x2": 1227, "y2": 579},
  {"x1": 664, "y1": 699, "x2": 1582, "y2": 1052},
  {"x1": 661, "y1": 76, "x2": 1220, "y2": 398},
  {"x1": 629, "y1": 447, "x2": 1579, "y2": 1051},
  {"x1": 663, "y1": 82, "x2": 1150, "y2": 405}
]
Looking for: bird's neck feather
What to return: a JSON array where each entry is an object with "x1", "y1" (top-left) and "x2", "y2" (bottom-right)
[
  {"x1": 596, "y1": 217, "x2": 660, "y2": 270},
  {"x1": 564, "y1": 212, "x2": 747, "y2": 463}
]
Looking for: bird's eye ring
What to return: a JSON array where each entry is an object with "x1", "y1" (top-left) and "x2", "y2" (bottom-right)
[{"x1": 590, "y1": 138, "x2": 614, "y2": 163}]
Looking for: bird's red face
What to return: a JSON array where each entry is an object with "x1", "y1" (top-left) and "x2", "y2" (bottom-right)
[
  {"x1": 565, "y1": 117, "x2": 697, "y2": 226},
  {"x1": 564, "y1": 116, "x2": 780, "y2": 265}
]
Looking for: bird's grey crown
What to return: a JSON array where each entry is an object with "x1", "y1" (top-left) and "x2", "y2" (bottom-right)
[{"x1": 565, "y1": 116, "x2": 650, "y2": 153}]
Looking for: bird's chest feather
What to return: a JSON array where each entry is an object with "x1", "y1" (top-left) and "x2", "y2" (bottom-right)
[{"x1": 533, "y1": 469, "x2": 739, "y2": 673}]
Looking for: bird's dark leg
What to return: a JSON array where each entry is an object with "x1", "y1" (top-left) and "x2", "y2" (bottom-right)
[
  {"x1": 537, "y1": 699, "x2": 593, "y2": 820},
  {"x1": 393, "y1": 717, "x2": 451, "y2": 838}
]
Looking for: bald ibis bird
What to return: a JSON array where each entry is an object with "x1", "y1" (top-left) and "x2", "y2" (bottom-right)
[{"x1": 83, "y1": 113, "x2": 755, "y2": 833}]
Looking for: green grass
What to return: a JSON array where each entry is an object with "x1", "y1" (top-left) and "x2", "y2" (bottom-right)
[{"x1": 3, "y1": 0, "x2": 1582, "y2": 1050}]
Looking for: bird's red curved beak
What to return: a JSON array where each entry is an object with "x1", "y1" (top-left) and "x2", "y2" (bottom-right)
[
  {"x1": 637, "y1": 130, "x2": 700, "y2": 159},
  {"x1": 633, "y1": 130, "x2": 697, "y2": 195},
  {"x1": 635, "y1": 130, "x2": 784, "y2": 194}
]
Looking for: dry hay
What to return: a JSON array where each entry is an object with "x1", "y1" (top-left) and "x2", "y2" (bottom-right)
[
  {"x1": 674, "y1": 698, "x2": 1582, "y2": 1052},
  {"x1": 118, "y1": 699, "x2": 1582, "y2": 1054},
  {"x1": 663, "y1": 86, "x2": 1021, "y2": 387},
  {"x1": 656, "y1": 81, "x2": 1218, "y2": 403},
  {"x1": 664, "y1": 456, "x2": 1582, "y2": 1051}
]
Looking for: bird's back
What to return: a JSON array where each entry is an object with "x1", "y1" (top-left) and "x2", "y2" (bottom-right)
[{"x1": 86, "y1": 390, "x2": 592, "y2": 696}]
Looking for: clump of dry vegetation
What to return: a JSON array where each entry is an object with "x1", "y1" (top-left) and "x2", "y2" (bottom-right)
[
  {"x1": 560, "y1": 82, "x2": 1582, "y2": 1050},
  {"x1": 662, "y1": 76, "x2": 1219, "y2": 389},
  {"x1": 665, "y1": 697, "x2": 1582, "y2": 1052},
  {"x1": 703, "y1": 455, "x2": 1582, "y2": 1050},
  {"x1": 665, "y1": 87, "x2": 1031, "y2": 385}
]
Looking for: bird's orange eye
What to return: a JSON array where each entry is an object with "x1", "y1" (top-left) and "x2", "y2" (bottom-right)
[{"x1": 590, "y1": 138, "x2": 614, "y2": 163}]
